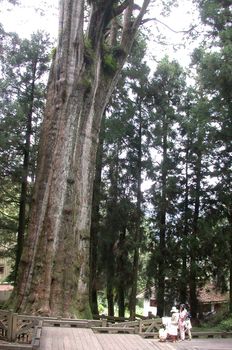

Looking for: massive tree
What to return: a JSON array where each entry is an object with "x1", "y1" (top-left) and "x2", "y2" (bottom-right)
[{"x1": 11, "y1": 0, "x2": 151, "y2": 317}]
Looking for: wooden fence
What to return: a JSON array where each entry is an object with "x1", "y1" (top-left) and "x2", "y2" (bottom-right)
[
  {"x1": 0, "y1": 310, "x2": 43, "y2": 349},
  {"x1": 1, "y1": 309, "x2": 232, "y2": 349}
]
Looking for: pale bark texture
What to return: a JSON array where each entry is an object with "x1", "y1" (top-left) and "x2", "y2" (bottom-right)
[{"x1": 11, "y1": 0, "x2": 151, "y2": 317}]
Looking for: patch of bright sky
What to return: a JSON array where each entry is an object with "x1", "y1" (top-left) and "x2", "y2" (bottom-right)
[
  {"x1": 0, "y1": 0, "x2": 59, "y2": 38},
  {"x1": 0, "y1": 0, "x2": 201, "y2": 69}
]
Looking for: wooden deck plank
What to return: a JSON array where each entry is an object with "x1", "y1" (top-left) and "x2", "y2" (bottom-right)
[
  {"x1": 113, "y1": 335, "x2": 139, "y2": 350},
  {"x1": 95, "y1": 334, "x2": 119, "y2": 350},
  {"x1": 76, "y1": 328, "x2": 103, "y2": 350},
  {"x1": 126, "y1": 334, "x2": 158, "y2": 350},
  {"x1": 96, "y1": 333, "x2": 155, "y2": 350},
  {"x1": 39, "y1": 327, "x2": 166, "y2": 350},
  {"x1": 72, "y1": 328, "x2": 86, "y2": 350}
]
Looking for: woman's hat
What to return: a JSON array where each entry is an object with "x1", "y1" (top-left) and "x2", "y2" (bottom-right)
[{"x1": 170, "y1": 306, "x2": 179, "y2": 313}]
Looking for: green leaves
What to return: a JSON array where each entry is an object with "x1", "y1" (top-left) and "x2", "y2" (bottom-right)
[{"x1": 0, "y1": 27, "x2": 52, "y2": 277}]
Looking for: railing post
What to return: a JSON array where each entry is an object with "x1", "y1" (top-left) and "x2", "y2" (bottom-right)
[
  {"x1": 139, "y1": 319, "x2": 142, "y2": 333},
  {"x1": 102, "y1": 319, "x2": 107, "y2": 327},
  {"x1": 11, "y1": 313, "x2": 18, "y2": 342},
  {"x1": 7, "y1": 310, "x2": 13, "y2": 341}
]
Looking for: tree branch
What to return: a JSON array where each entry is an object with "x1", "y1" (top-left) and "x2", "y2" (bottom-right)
[
  {"x1": 113, "y1": 0, "x2": 130, "y2": 17},
  {"x1": 141, "y1": 17, "x2": 197, "y2": 34},
  {"x1": 132, "y1": 0, "x2": 150, "y2": 31}
]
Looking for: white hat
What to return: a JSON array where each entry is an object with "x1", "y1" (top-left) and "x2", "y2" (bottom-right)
[{"x1": 170, "y1": 306, "x2": 179, "y2": 313}]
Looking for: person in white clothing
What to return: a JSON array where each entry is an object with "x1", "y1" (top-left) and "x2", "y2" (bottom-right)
[
  {"x1": 185, "y1": 305, "x2": 192, "y2": 340},
  {"x1": 158, "y1": 326, "x2": 168, "y2": 342},
  {"x1": 167, "y1": 306, "x2": 179, "y2": 342},
  {"x1": 179, "y1": 304, "x2": 188, "y2": 341}
]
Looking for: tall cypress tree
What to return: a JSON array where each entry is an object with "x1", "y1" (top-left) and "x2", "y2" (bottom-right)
[{"x1": 0, "y1": 27, "x2": 51, "y2": 280}]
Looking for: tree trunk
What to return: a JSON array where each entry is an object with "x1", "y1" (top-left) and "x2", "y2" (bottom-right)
[
  {"x1": 15, "y1": 59, "x2": 38, "y2": 281},
  {"x1": 227, "y1": 211, "x2": 232, "y2": 313},
  {"x1": 107, "y1": 242, "x2": 115, "y2": 317},
  {"x1": 129, "y1": 100, "x2": 143, "y2": 319},
  {"x1": 157, "y1": 116, "x2": 168, "y2": 317},
  {"x1": 179, "y1": 143, "x2": 190, "y2": 303},
  {"x1": 189, "y1": 149, "x2": 202, "y2": 318},
  {"x1": 89, "y1": 116, "x2": 105, "y2": 315},
  {"x1": 117, "y1": 228, "x2": 127, "y2": 318},
  {"x1": 11, "y1": 0, "x2": 151, "y2": 317}
]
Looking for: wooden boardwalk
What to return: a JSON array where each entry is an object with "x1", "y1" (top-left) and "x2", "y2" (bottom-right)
[
  {"x1": 39, "y1": 327, "x2": 232, "y2": 350},
  {"x1": 39, "y1": 327, "x2": 167, "y2": 350}
]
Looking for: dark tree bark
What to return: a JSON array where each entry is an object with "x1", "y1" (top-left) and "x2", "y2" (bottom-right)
[
  {"x1": 117, "y1": 229, "x2": 127, "y2": 318},
  {"x1": 89, "y1": 116, "x2": 105, "y2": 315},
  {"x1": 189, "y1": 149, "x2": 202, "y2": 318},
  {"x1": 229, "y1": 212, "x2": 232, "y2": 313},
  {"x1": 156, "y1": 116, "x2": 168, "y2": 317},
  {"x1": 179, "y1": 143, "x2": 190, "y2": 303},
  {"x1": 15, "y1": 61, "x2": 37, "y2": 280},
  {"x1": 129, "y1": 100, "x2": 143, "y2": 319}
]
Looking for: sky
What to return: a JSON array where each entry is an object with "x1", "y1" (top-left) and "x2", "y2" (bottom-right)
[{"x1": 0, "y1": 0, "x2": 200, "y2": 68}]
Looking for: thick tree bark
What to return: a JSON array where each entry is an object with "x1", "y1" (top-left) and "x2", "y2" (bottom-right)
[{"x1": 11, "y1": 0, "x2": 151, "y2": 317}]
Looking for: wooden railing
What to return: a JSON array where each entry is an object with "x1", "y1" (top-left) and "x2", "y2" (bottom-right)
[
  {"x1": 0, "y1": 310, "x2": 42, "y2": 348},
  {"x1": 1, "y1": 309, "x2": 232, "y2": 348},
  {"x1": 0, "y1": 309, "x2": 10, "y2": 341}
]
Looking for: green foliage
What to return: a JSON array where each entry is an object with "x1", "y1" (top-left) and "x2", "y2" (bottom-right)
[
  {"x1": 50, "y1": 47, "x2": 57, "y2": 60},
  {"x1": 82, "y1": 76, "x2": 92, "y2": 94},
  {"x1": 84, "y1": 37, "x2": 95, "y2": 64},
  {"x1": 0, "y1": 26, "x2": 51, "y2": 279},
  {"x1": 219, "y1": 315, "x2": 232, "y2": 331},
  {"x1": 102, "y1": 53, "x2": 117, "y2": 74}
]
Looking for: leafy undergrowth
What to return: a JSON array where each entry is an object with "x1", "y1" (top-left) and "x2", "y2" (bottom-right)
[{"x1": 193, "y1": 311, "x2": 232, "y2": 332}]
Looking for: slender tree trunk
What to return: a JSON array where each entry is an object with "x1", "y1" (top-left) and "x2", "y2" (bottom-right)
[
  {"x1": 118, "y1": 285, "x2": 125, "y2": 318},
  {"x1": 180, "y1": 143, "x2": 190, "y2": 303},
  {"x1": 129, "y1": 102, "x2": 143, "y2": 319},
  {"x1": 117, "y1": 228, "x2": 127, "y2": 318},
  {"x1": 107, "y1": 244, "x2": 115, "y2": 317},
  {"x1": 157, "y1": 117, "x2": 168, "y2": 317},
  {"x1": 15, "y1": 63, "x2": 37, "y2": 280},
  {"x1": 11, "y1": 0, "x2": 151, "y2": 317},
  {"x1": 189, "y1": 149, "x2": 202, "y2": 318},
  {"x1": 227, "y1": 211, "x2": 232, "y2": 313},
  {"x1": 89, "y1": 116, "x2": 105, "y2": 315}
]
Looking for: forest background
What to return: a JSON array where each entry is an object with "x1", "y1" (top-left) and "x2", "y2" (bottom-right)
[{"x1": 0, "y1": 0, "x2": 231, "y2": 320}]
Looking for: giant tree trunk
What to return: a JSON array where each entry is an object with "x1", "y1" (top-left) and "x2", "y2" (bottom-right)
[{"x1": 11, "y1": 0, "x2": 151, "y2": 317}]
